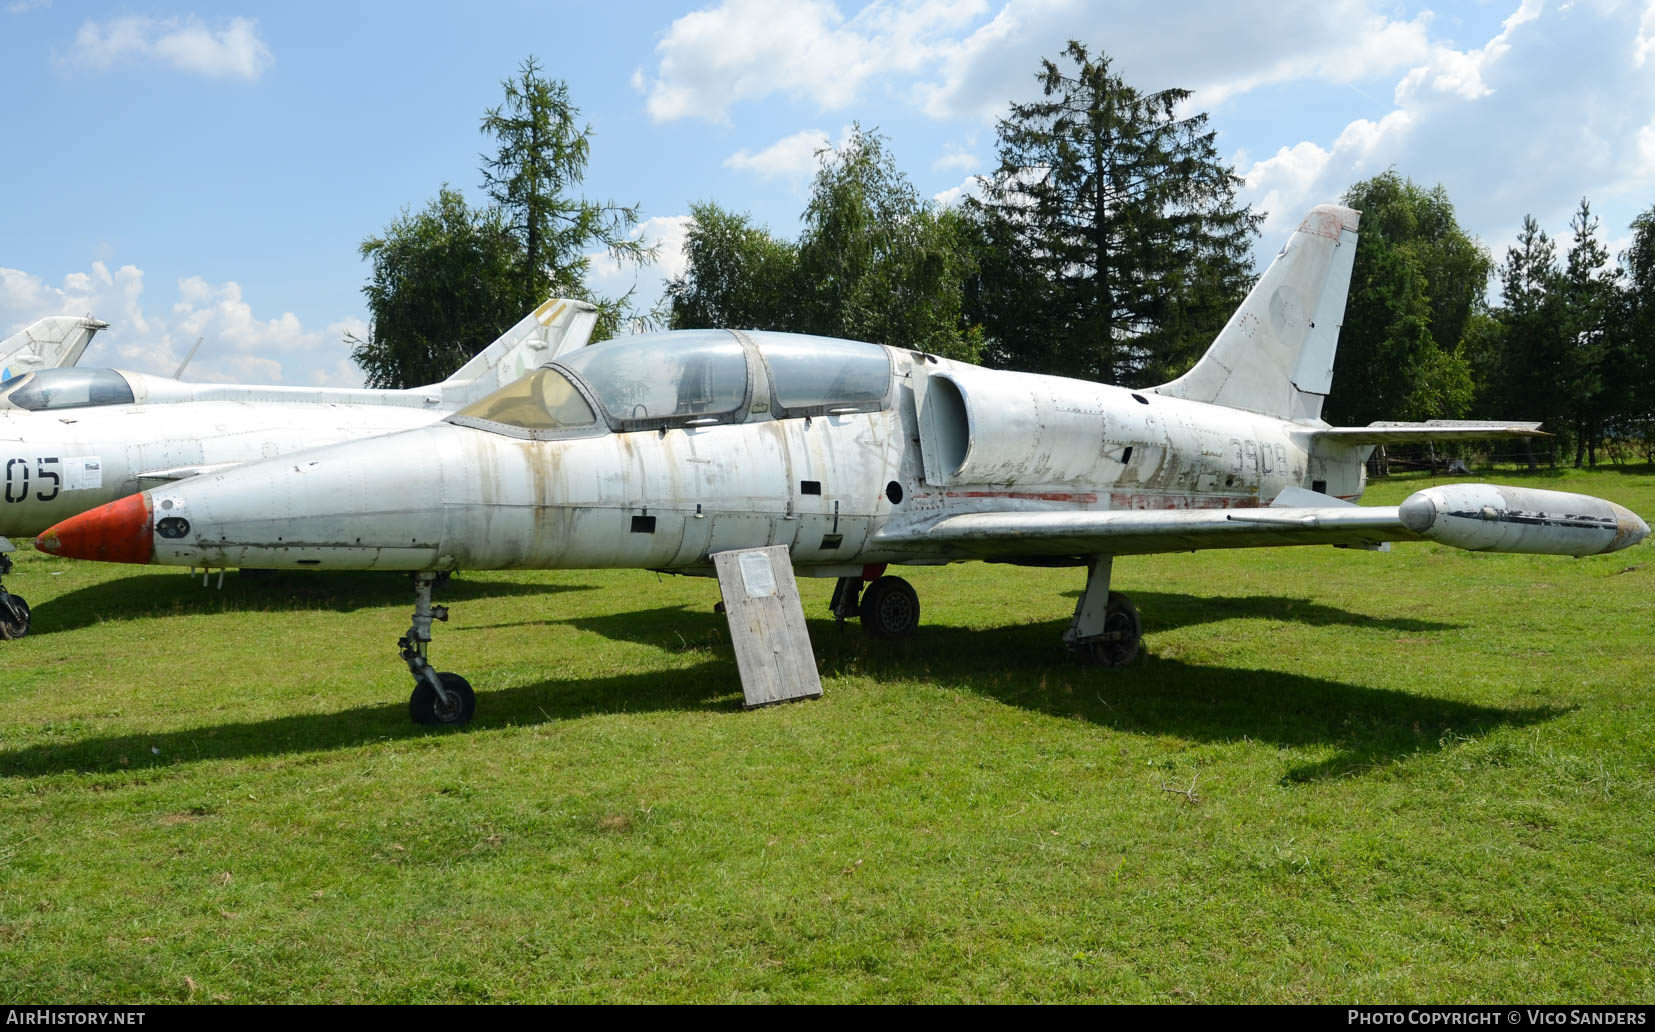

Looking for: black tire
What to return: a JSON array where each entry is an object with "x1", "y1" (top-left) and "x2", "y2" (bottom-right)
[
  {"x1": 0, "y1": 594, "x2": 29, "y2": 640},
  {"x1": 409, "y1": 672, "x2": 476, "y2": 726},
  {"x1": 1076, "y1": 592, "x2": 1140, "y2": 667},
  {"x1": 859, "y1": 576, "x2": 920, "y2": 638}
]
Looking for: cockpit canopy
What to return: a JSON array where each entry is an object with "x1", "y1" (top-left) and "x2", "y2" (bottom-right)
[
  {"x1": 0, "y1": 368, "x2": 135, "y2": 412},
  {"x1": 561, "y1": 330, "x2": 749, "y2": 430},
  {"x1": 448, "y1": 329, "x2": 892, "y2": 438}
]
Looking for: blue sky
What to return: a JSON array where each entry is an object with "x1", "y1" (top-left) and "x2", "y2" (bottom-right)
[{"x1": 3, "y1": 0, "x2": 1653, "y2": 386}]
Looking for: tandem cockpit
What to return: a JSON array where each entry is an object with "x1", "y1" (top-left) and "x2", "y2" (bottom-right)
[
  {"x1": 448, "y1": 329, "x2": 895, "y2": 439},
  {"x1": 0, "y1": 368, "x2": 137, "y2": 412}
]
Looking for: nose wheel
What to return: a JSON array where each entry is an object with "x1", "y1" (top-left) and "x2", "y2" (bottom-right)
[
  {"x1": 410, "y1": 672, "x2": 475, "y2": 726},
  {"x1": 0, "y1": 554, "x2": 28, "y2": 640},
  {"x1": 398, "y1": 571, "x2": 474, "y2": 727}
]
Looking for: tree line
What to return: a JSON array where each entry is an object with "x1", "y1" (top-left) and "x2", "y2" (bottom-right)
[{"x1": 353, "y1": 47, "x2": 1655, "y2": 468}]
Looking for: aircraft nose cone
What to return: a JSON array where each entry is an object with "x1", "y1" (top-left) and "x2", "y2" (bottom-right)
[
  {"x1": 35, "y1": 493, "x2": 155, "y2": 564},
  {"x1": 1609, "y1": 503, "x2": 1650, "y2": 553}
]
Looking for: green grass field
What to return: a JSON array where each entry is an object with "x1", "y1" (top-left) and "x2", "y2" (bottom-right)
[{"x1": 1, "y1": 466, "x2": 1651, "y2": 1003}]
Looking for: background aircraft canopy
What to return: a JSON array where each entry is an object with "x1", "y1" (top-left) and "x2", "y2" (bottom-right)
[
  {"x1": 451, "y1": 368, "x2": 598, "y2": 435},
  {"x1": 558, "y1": 330, "x2": 748, "y2": 430},
  {"x1": 0, "y1": 368, "x2": 135, "y2": 412},
  {"x1": 751, "y1": 333, "x2": 890, "y2": 416}
]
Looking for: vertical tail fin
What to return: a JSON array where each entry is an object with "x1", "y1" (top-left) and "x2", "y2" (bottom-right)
[
  {"x1": 0, "y1": 316, "x2": 109, "y2": 380},
  {"x1": 430, "y1": 297, "x2": 599, "y2": 404},
  {"x1": 1150, "y1": 204, "x2": 1359, "y2": 421}
]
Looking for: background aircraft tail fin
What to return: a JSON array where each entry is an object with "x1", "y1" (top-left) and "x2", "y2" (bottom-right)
[
  {"x1": 0, "y1": 316, "x2": 109, "y2": 380},
  {"x1": 434, "y1": 297, "x2": 599, "y2": 403},
  {"x1": 1149, "y1": 205, "x2": 1359, "y2": 421}
]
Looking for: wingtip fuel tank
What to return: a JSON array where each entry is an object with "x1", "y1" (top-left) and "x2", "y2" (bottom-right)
[{"x1": 1398, "y1": 484, "x2": 1650, "y2": 556}]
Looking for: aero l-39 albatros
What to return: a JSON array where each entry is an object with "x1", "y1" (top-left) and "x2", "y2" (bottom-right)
[
  {"x1": 38, "y1": 206, "x2": 1650, "y2": 725},
  {"x1": 1, "y1": 298, "x2": 598, "y2": 637},
  {"x1": 0, "y1": 316, "x2": 107, "y2": 381}
]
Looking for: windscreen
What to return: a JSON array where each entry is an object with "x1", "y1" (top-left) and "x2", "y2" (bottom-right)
[
  {"x1": 1, "y1": 368, "x2": 134, "y2": 411},
  {"x1": 451, "y1": 368, "x2": 597, "y2": 431}
]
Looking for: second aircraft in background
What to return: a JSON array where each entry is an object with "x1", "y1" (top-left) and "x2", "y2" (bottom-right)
[{"x1": 0, "y1": 298, "x2": 599, "y2": 638}]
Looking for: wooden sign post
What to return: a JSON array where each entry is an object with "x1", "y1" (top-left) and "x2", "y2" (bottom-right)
[{"x1": 711, "y1": 545, "x2": 823, "y2": 708}]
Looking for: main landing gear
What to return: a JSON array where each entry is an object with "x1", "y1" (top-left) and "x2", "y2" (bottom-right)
[
  {"x1": 399, "y1": 571, "x2": 475, "y2": 727},
  {"x1": 830, "y1": 567, "x2": 921, "y2": 638},
  {"x1": 1064, "y1": 556, "x2": 1141, "y2": 667},
  {"x1": 0, "y1": 553, "x2": 29, "y2": 640}
]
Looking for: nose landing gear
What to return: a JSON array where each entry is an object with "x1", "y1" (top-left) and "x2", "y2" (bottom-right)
[
  {"x1": 0, "y1": 553, "x2": 29, "y2": 640},
  {"x1": 399, "y1": 571, "x2": 474, "y2": 726}
]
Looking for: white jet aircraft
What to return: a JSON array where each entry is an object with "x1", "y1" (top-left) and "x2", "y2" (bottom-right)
[
  {"x1": 36, "y1": 206, "x2": 1650, "y2": 724},
  {"x1": 0, "y1": 298, "x2": 598, "y2": 637},
  {"x1": 0, "y1": 316, "x2": 107, "y2": 382}
]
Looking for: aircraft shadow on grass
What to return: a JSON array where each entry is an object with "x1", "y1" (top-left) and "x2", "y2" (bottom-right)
[
  {"x1": 20, "y1": 570, "x2": 598, "y2": 635},
  {"x1": 1054, "y1": 590, "x2": 1464, "y2": 635},
  {"x1": 0, "y1": 597, "x2": 1559, "y2": 785}
]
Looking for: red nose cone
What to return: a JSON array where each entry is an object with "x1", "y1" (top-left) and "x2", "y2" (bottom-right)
[{"x1": 35, "y1": 493, "x2": 155, "y2": 564}]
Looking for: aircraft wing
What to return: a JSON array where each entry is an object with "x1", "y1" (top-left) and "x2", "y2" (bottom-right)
[
  {"x1": 1310, "y1": 420, "x2": 1545, "y2": 445},
  {"x1": 876, "y1": 502, "x2": 1412, "y2": 559}
]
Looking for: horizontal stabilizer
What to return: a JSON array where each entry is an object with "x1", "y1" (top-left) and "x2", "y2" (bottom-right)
[
  {"x1": 1270, "y1": 485, "x2": 1357, "y2": 509},
  {"x1": 1311, "y1": 421, "x2": 1546, "y2": 446}
]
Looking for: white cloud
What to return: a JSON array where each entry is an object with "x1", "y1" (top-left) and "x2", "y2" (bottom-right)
[
  {"x1": 725, "y1": 129, "x2": 833, "y2": 186},
  {"x1": 641, "y1": 0, "x2": 985, "y2": 122},
  {"x1": 586, "y1": 215, "x2": 698, "y2": 315},
  {"x1": 64, "y1": 15, "x2": 273, "y2": 80},
  {"x1": 932, "y1": 174, "x2": 984, "y2": 208},
  {"x1": 0, "y1": 261, "x2": 364, "y2": 385},
  {"x1": 1635, "y1": 0, "x2": 1655, "y2": 67},
  {"x1": 7, "y1": 0, "x2": 51, "y2": 14},
  {"x1": 1236, "y1": 0, "x2": 1655, "y2": 258},
  {"x1": 914, "y1": 0, "x2": 1438, "y2": 121},
  {"x1": 932, "y1": 145, "x2": 979, "y2": 172}
]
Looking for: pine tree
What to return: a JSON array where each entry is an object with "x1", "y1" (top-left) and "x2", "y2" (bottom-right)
[
  {"x1": 969, "y1": 41, "x2": 1259, "y2": 386},
  {"x1": 1495, "y1": 215, "x2": 1569, "y2": 466},
  {"x1": 479, "y1": 56, "x2": 651, "y2": 315},
  {"x1": 1560, "y1": 199, "x2": 1617, "y2": 466}
]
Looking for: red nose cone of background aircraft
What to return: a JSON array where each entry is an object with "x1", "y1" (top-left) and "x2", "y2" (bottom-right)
[{"x1": 35, "y1": 493, "x2": 155, "y2": 565}]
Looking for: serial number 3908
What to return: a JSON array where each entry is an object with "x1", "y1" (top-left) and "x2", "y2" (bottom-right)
[{"x1": 3, "y1": 457, "x2": 61, "y2": 503}]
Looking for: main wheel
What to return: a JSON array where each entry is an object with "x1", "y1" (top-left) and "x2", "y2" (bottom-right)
[
  {"x1": 859, "y1": 576, "x2": 920, "y2": 638},
  {"x1": 1077, "y1": 592, "x2": 1140, "y2": 667},
  {"x1": 0, "y1": 594, "x2": 29, "y2": 640},
  {"x1": 409, "y1": 672, "x2": 476, "y2": 726}
]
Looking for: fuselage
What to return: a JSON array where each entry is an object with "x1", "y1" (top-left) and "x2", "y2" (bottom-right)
[
  {"x1": 0, "y1": 368, "x2": 462, "y2": 539},
  {"x1": 36, "y1": 332, "x2": 1375, "y2": 574}
]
